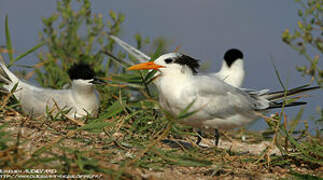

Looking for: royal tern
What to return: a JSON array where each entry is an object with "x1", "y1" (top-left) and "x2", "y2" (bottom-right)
[
  {"x1": 214, "y1": 49, "x2": 245, "y2": 87},
  {"x1": 109, "y1": 36, "x2": 245, "y2": 88},
  {"x1": 0, "y1": 61, "x2": 104, "y2": 118},
  {"x1": 110, "y1": 35, "x2": 245, "y2": 90},
  {"x1": 128, "y1": 53, "x2": 319, "y2": 145}
]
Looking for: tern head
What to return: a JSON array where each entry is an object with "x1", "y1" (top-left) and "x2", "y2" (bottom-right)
[
  {"x1": 68, "y1": 63, "x2": 105, "y2": 86},
  {"x1": 216, "y1": 49, "x2": 245, "y2": 87},
  {"x1": 128, "y1": 53, "x2": 200, "y2": 75},
  {"x1": 223, "y1": 49, "x2": 243, "y2": 67}
]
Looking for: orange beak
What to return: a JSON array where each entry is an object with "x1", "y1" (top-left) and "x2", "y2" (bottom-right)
[{"x1": 127, "y1": 61, "x2": 165, "y2": 71}]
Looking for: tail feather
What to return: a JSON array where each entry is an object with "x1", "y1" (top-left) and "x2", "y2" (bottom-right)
[
  {"x1": 0, "y1": 66, "x2": 12, "y2": 84},
  {"x1": 109, "y1": 35, "x2": 150, "y2": 63},
  {"x1": 266, "y1": 101, "x2": 307, "y2": 110},
  {"x1": 0, "y1": 60, "x2": 19, "y2": 92},
  {"x1": 0, "y1": 86, "x2": 9, "y2": 93},
  {"x1": 262, "y1": 84, "x2": 320, "y2": 101},
  {"x1": 252, "y1": 84, "x2": 320, "y2": 110}
]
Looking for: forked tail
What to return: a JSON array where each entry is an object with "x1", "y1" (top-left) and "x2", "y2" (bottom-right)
[
  {"x1": 261, "y1": 84, "x2": 320, "y2": 110},
  {"x1": 0, "y1": 59, "x2": 19, "y2": 93}
]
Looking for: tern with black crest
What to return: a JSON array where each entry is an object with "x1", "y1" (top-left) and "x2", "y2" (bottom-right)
[
  {"x1": 128, "y1": 53, "x2": 319, "y2": 145},
  {"x1": 0, "y1": 61, "x2": 104, "y2": 118},
  {"x1": 109, "y1": 35, "x2": 245, "y2": 87},
  {"x1": 214, "y1": 49, "x2": 245, "y2": 87}
]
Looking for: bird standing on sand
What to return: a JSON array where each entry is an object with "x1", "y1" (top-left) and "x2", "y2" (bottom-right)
[
  {"x1": 127, "y1": 53, "x2": 319, "y2": 145},
  {"x1": 109, "y1": 35, "x2": 247, "y2": 145}
]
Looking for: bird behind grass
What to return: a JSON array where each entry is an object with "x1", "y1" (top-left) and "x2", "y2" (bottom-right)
[
  {"x1": 0, "y1": 60, "x2": 105, "y2": 118},
  {"x1": 128, "y1": 52, "x2": 320, "y2": 145}
]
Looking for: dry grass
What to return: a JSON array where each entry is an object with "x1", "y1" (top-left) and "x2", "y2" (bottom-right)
[
  {"x1": 0, "y1": 101, "x2": 322, "y2": 179},
  {"x1": 0, "y1": 1, "x2": 322, "y2": 179}
]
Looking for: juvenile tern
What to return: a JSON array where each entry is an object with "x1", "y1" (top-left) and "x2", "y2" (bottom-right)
[
  {"x1": 128, "y1": 53, "x2": 319, "y2": 145},
  {"x1": 0, "y1": 61, "x2": 104, "y2": 118}
]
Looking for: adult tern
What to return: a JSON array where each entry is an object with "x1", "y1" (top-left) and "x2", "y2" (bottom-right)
[
  {"x1": 110, "y1": 35, "x2": 245, "y2": 87},
  {"x1": 0, "y1": 61, "x2": 104, "y2": 118},
  {"x1": 127, "y1": 52, "x2": 319, "y2": 145}
]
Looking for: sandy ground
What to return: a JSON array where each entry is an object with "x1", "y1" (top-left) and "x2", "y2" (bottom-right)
[{"x1": 0, "y1": 111, "x2": 322, "y2": 179}]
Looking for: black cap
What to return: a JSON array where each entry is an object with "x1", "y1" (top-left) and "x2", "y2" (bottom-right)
[
  {"x1": 174, "y1": 54, "x2": 200, "y2": 74},
  {"x1": 223, "y1": 49, "x2": 243, "y2": 67},
  {"x1": 68, "y1": 63, "x2": 95, "y2": 80}
]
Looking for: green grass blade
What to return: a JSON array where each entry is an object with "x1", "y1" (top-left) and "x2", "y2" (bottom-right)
[
  {"x1": 271, "y1": 59, "x2": 286, "y2": 91},
  {"x1": 5, "y1": 15, "x2": 14, "y2": 65},
  {"x1": 13, "y1": 41, "x2": 45, "y2": 65},
  {"x1": 177, "y1": 99, "x2": 199, "y2": 120},
  {"x1": 282, "y1": 127, "x2": 323, "y2": 165},
  {"x1": 289, "y1": 108, "x2": 304, "y2": 134},
  {"x1": 150, "y1": 43, "x2": 163, "y2": 61},
  {"x1": 144, "y1": 70, "x2": 157, "y2": 83},
  {"x1": 289, "y1": 170, "x2": 321, "y2": 180},
  {"x1": 98, "y1": 100, "x2": 124, "y2": 120},
  {"x1": 78, "y1": 120, "x2": 113, "y2": 131}
]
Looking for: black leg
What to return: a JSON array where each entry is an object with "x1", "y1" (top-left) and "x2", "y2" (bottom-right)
[
  {"x1": 196, "y1": 129, "x2": 202, "y2": 145},
  {"x1": 214, "y1": 129, "x2": 220, "y2": 146},
  {"x1": 152, "y1": 109, "x2": 159, "y2": 119}
]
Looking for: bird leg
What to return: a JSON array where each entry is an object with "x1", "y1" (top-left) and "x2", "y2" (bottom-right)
[
  {"x1": 196, "y1": 129, "x2": 202, "y2": 145},
  {"x1": 214, "y1": 129, "x2": 220, "y2": 146},
  {"x1": 197, "y1": 129, "x2": 220, "y2": 146}
]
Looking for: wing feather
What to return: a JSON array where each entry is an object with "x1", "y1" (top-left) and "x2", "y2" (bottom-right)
[{"x1": 181, "y1": 75, "x2": 269, "y2": 120}]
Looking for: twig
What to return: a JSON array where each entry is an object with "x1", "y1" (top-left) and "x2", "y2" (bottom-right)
[{"x1": 52, "y1": 99, "x2": 85, "y2": 126}]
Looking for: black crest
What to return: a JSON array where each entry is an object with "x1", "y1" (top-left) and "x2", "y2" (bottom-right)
[
  {"x1": 224, "y1": 49, "x2": 243, "y2": 67},
  {"x1": 68, "y1": 63, "x2": 95, "y2": 80},
  {"x1": 174, "y1": 54, "x2": 200, "y2": 74}
]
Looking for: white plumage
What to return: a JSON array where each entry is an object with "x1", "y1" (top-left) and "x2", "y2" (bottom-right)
[
  {"x1": 213, "y1": 49, "x2": 245, "y2": 88},
  {"x1": 109, "y1": 35, "x2": 245, "y2": 88},
  {"x1": 0, "y1": 60, "x2": 102, "y2": 118},
  {"x1": 128, "y1": 52, "x2": 317, "y2": 133}
]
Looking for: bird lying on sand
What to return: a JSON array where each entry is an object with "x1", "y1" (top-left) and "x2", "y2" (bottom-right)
[{"x1": 0, "y1": 60, "x2": 105, "y2": 118}]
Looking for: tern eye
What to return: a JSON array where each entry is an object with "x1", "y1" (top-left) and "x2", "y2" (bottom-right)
[{"x1": 165, "y1": 58, "x2": 173, "y2": 64}]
